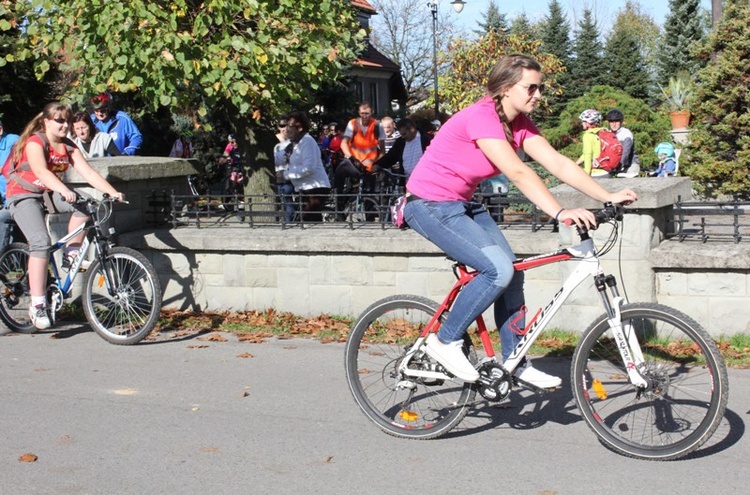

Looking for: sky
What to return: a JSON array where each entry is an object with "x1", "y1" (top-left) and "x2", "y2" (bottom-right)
[{"x1": 449, "y1": 0, "x2": 713, "y2": 33}]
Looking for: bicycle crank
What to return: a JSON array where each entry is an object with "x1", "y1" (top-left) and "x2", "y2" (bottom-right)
[{"x1": 477, "y1": 362, "x2": 512, "y2": 402}]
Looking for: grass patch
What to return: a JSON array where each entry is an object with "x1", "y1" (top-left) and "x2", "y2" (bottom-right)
[{"x1": 154, "y1": 309, "x2": 750, "y2": 367}]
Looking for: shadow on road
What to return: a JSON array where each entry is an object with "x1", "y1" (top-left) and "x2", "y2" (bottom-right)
[{"x1": 444, "y1": 357, "x2": 745, "y2": 460}]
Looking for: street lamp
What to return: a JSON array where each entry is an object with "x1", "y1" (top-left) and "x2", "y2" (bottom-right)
[{"x1": 428, "y1": 1, "x2": 466, "y2": 119}]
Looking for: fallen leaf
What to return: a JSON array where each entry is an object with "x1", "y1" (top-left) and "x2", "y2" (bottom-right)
[
  {"x1": 237, "y1": 352, "x2": 254, "y2": 358},
  {"x1": 19, "y1": 453, "x2": 37, "y2": 462},
  {"x1": 324, "y1": 455, "x2": 334, "y2": 463},
  {"x1": 237, "y1": 333, "x2": 271, "y2": 343},
  {"x1": 242, "y1": 391, "x2": 250, "y2": 397},
  {"x1": 198, "y1": 333, "x2": 228, "y2": 342},
  {"x1": 200, "y1": 446, "x2": 221, "y2": 454},
  {"x1": 187, "y1": 344, "x2": 209, "y2": 349}
]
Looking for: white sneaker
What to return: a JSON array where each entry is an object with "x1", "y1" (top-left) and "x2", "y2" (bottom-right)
[
  {"x1": 424, "y1": 333, "x2": 479, "y2": 382},
  {"x1": 29, "y1": 305, "x2": 51, "y2": 330},
  {"x1": 514, "y1": 361, "x2": 562, "y2": 389}
]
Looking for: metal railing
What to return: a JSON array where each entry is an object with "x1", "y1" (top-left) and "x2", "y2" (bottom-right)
[
  {"x1": 161, "y1": 191, "x2": 554, "y2": 231},
  {"x1": 668, "y1": 197, "x2": 750, "y2": 243}
]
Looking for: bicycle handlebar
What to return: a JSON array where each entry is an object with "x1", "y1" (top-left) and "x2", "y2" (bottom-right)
[{"x1": 593, "y1": 202, "x2": 624, "y2": 225}]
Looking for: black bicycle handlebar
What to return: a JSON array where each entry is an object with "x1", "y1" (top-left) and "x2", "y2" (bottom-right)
[{"x1": 593, "y1": 202, "x2": 624, "y2": 225}]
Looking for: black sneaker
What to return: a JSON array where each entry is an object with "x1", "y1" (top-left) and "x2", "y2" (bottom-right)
[{"x1": 29, "y1": 305, "x2": 51, "y2": 330}]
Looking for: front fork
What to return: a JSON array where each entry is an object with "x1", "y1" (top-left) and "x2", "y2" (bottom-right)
[
  {"x1": 92, "y1": 236, "x2": 120, "y2": 298},
  {"x1": 595, "y1": 274, "x2": 649, "y2": 389}
]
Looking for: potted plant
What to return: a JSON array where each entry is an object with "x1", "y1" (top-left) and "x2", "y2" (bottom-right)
[{"x1": 659, "y1": 75, "x2": 692, "y2": 129}]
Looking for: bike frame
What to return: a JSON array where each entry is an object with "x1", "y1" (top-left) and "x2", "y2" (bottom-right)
[
  {"x1": 45, "y1": 203, "x2": 119, "y2": 316},
  {"x1": 47, "y1": 220, "x2": 92, "y2": 296},
  {"x1": 398, "y1": 235, "x2": 649, "y2": 388}
]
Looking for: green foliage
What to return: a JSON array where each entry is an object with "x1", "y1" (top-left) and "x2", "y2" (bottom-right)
[
  {"x1": 543, "y1": 85, "x2": 671, "y2": 170},
  {"x1": 610, "y1": 1, "x2": 660, "y2": 86},
  {"x1": 602, "y1": 24, "x2": 650, "y2": 100},
  {"x1": 1, "y1": 0, "x2": 365, "y2": 122},
  {"x1": 474, "y1": 0, "x2": 509, "y2": 36},
  {"x1": 658, "y1": 74, "x2": 693, "y2": 112},
  {"x1": 537, "y1": 0, "x2": 572, "y2": 128},
  {"x1": 655, "y1": 0, "x2": 708, "y2": 87},
  {"x1": 508, "y1": 13, "x2": 540, "y2": 39},
  {"x1": 0, "y1": 4, "x2": 56, "y2": 130},
  {"x1": 440, "y1": 30, "x2": 565, "y2": 115},
  {"x1": 682, "y1": 0, "x2": 750, "y2": 199},
  {"x1": 567, "y1": 10, "x2": 606, "y2": 101}
]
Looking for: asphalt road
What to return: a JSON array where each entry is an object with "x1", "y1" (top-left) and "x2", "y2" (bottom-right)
[{"x1": 2, "y1": 324, "x2": 749, "y2": 495}]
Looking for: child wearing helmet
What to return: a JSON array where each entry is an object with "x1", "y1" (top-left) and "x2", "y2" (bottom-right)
[
  {"x1": 649, "y1": 142, "x2": 677, "y2": 177},
  {"x1": 575, "y1": 109, "x2": 608, "y2": 176}
]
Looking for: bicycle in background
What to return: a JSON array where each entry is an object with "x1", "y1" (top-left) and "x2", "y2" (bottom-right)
[{"x1": 0, "y1": 195, "x2": 162, "y2": 345}]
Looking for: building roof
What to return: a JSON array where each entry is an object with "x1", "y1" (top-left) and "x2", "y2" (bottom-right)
[
  {"x1": 356, "y1": 43, "x2": 400, "y2": 72},
  {"x1": 351, "y1": 0, "x2": 377, "y2": 14}
]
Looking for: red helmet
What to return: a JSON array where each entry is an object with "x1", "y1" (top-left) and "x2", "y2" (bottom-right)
[{"x1": 91, "y1": 91, "x2": 113, "y2": 110}]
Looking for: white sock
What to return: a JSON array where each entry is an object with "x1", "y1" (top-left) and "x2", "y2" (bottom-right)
[{"x1": 31, "y1": 296, "x2": 46, "y2": 307}]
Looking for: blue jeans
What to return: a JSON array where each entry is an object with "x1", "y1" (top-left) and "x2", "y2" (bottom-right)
[
  {"x1": 277, "y1": 182, "x2": 295, "y2": 222},
  {"x1": 404, "y1": 199, "x2": 525, "y2": 362}
]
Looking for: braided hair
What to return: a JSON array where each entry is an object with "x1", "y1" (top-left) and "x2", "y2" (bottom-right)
[{"x1": 486, "y1": 54, "x2": 541, "y2": 147}]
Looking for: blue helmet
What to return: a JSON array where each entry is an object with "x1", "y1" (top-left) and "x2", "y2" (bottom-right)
[{"x1": 654, "y1": 142, "x2": 675, "y2": 158}]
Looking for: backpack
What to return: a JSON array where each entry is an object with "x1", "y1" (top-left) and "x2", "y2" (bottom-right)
[
  {"x1": 594, "y1": 129, "x2": 624, "y2": 173},
  {"x1": 2, "y1": 132, "x2": 76, "y2": 193}
]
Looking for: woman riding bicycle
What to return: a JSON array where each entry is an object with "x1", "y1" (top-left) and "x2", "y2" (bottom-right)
[
  {"x1": 403, "y1": 54, "x2": 637, "y2": 385},
  {"x1": 5, "y1": 102, "x2": 123, "y2": 330}
]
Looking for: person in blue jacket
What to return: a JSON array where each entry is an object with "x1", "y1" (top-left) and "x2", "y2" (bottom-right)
[
  {"x1": 0, "y1": 117, "x2": 20, "y2": 249},
  {"x1": 89, "y1": 92, "x2": 143, "y2": 155}
]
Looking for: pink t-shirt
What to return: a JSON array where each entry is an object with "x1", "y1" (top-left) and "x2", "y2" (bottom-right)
[{"x1": 407, "y1": 95, "x2": 539, "y2": 201}]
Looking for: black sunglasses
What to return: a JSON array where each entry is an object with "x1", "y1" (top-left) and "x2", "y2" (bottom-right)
[
  {"x1": 516, "y1": 83, "x2": 545, "y2": 96},
  {"x1": 278, "y1": 123, "x2": 288, "y2": 128},
  {"x1": 52, "y1": 117, "x2": 69, "y2": 124}
]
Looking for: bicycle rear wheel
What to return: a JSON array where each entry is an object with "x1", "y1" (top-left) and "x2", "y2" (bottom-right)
[
  {"x1": 345, "y1": 197, "x2": 380, "y2": 223},
  {"x1": 0, "y1": 242, "x2": 34, "y2": 333},
  {"x1": 82, "y1": 247, "x2": 162, "y2": 345},
  {"x1": 571, "y1": 303, "x2": 728, "y2": 460},
  {"x1": 345, "y1": 295, "x2": 477, "y2": 439}
]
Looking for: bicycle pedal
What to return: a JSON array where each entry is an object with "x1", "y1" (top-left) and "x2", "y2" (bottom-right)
[{"x1": 512, "y1": 376, "x2": 555, "y2": 395}]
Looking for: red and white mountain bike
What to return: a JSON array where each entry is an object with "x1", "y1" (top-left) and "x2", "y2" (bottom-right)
[{"x1": 345, "y1": 203, "x2": 728, "y2": 460}]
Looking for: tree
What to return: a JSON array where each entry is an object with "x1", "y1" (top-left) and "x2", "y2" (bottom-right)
[
  {"x1": 568, "y1": 9, "x2": 606, "y2": 101},
  {"x1": 656, "y1": 0, "x2": 708, "y2": 86},
  {"x1": 602, "y1": 25, "x2": 650, "y2": 100},
  {"x1": 475, "y1": 0, "x2": 509, "y2": 36},
  {"x1": 369, "y1": 0, "x2": 459, "y2": 106},
  {"x1": 440, "y1": 30, "x2": 564, "y2": 115},
  {"x1": 683, "y1": 0, "x2": 750, "y2": 199},
  {"x1": 0, "y1": 0, "x2": 365, "y2": 192},
  {"x1": 509, "y1": 13, "x2": 540, "y2": 39},
  {"x1": 609, "y1": 1, "x2": 660, "y2": 79},
  {"x1": 538, "y1": 0, "x2": 573, "y2": 128}
]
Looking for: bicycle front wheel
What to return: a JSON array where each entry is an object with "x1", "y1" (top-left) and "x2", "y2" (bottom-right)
[
  {"x1": 0, "y1": 242, "x2": 34, "y2": 333},
  {"x1": 345, "y1": 295, "x2": 477, "y2": 439},
  {"x1": 571, "y1": 303, "x2": 728, "y2": 460},
  {"x1": 82, "y1": 247, "x2": 162, "y2": 345}
]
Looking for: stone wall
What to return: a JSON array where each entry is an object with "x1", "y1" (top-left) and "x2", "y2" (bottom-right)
[{"x1": 52, "y1": 158, "x2": 747, "y2": 337}]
